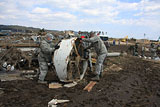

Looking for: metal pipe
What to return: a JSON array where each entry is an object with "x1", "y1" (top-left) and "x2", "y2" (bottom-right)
[{"x1": 107, "y1": 52, "x2": 121, "y2": 57}]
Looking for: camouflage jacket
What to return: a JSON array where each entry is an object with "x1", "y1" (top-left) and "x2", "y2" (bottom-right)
[
  {"x1": 82, "y1": 35, "x2": 107, "y2": 55},
  {"x1": 39, "y1": 39, "x2": 55, "y2": 61}
]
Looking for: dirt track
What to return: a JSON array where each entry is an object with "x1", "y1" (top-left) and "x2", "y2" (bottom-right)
[{"x1": 0, "y1": 45, "x2": 160, "y2": 107}]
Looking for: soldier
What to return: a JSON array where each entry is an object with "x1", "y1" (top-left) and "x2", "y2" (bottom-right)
[
  {"x1": 150, "y1": 43, "x2": 157, "y2": 59},
  {"x1": 141, "y1": 46, "x2": 145, "y2": 57},
  {"x1": 133, "y1": 43, "x2": 138, "y2": 56},
  {"x1": 82, "y1": 32, "x2": 108, "y2": 81},
  {"x1": 104, "y1": 41, "x2": 110, "y2": 50},
  {"x1": 80, "y1": 38, "x2": 93, "y2": 80},
  {"x1": 38, "y1": 33, "x2": 59, "y2": 83}
]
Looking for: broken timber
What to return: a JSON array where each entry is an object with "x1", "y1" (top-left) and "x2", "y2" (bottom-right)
[
  {"x1": 49, "y1": 83, "x2": 62, "y2": 89},
  {"x1": 83, "y1": 81, "x2": 97, "y2": 92}
]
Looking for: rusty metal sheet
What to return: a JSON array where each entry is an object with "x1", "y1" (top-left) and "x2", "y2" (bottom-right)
[{"x1": 53, "y1": 37, "x2": 77, "y2": 82}]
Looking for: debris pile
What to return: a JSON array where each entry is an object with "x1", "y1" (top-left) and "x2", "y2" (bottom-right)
[{"x1": 0, "y1": 47, "x2": 38, "y2": 72}]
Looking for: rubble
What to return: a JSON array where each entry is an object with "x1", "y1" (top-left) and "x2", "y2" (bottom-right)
[
  {"x1": 48, "y1": 99, "x2": 69, "y2": 107},
  {"x1": 0, "y1": 32, "x2": 160, "y2": 107},
  {"x1": 63, "y1": 82, "x2": 77, "y2": 88},
  {"x1": 0, "y1": 47, "x2": 38, "y2": 72},
  {"x1": 0, "y1": 72, "x2": 26, "y2": 81},
  {"x1": 0, "y1": 90, "x2": 4, "y2": 95},
  {"x1": 108, "y1": 64, "x2": 123, "y2": 72}
]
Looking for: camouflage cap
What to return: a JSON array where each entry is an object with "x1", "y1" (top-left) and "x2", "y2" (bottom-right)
[{"x1": 46, "y1": 33, "x2": 55, "y2": 40}]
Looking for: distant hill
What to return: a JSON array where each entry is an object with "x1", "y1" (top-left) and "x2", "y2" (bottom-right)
[
  {"x1": 0, "y1": 25, "x2": 59, "y2": 33},
  {"x1": 0, "y1": 25, "x2": 42, "y2": 33}
]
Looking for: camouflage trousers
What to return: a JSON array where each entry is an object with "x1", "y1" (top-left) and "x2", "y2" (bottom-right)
[
  {"x1": 38, "y1": 55, "x2": 49, "y2": 81},
  {"x1": 95, "y1": 54, "x2": 107, "y2": 75}
]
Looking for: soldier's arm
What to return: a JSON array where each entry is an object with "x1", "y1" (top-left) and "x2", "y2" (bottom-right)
[
  {"x1": 84, "y1": 41, "x2": 98, "y2": 50},
  {"x1": 82, "y1": 36, "x2": 98, "y2": 43},
  {"x1": 84, "y1": 43, "x2": 94, "y2": 50},
  {"x1": 40, "y1": 42, "x2": 55, "y2": 54}
]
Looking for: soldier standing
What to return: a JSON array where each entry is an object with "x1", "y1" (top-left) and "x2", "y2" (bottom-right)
[
  {"x1": 38, "y1": 33, "x2": 59, "y2": 83},
  {"x1": 141, "y1": 46, "x2": 145, "y2": 57},
  {"x1": 82, "y1": 32, "x2": 107, "y2": 81},
  {"x1": 150, "y1": 43, "x2": 157, "y2": 59},
  {"x1": 133, "y1": 43, "x2": 138, "y2": 56}
]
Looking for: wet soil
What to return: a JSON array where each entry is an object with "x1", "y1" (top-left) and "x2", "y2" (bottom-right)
[{"x1": 0, "y1": 45, "x2": 160, "y2": 107}]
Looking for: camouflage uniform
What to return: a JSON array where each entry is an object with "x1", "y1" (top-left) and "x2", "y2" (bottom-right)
[
  {"x1": 38, "y1": 38, "x2": 55, "y2": 81},
  {"x1": 133, "y1": 43, "x2": 138, "y2": 56},
  {"x1": 80, "y1": 42, "x2": 93, "y2": 80},
  {"x1": 82, "y1": 34, "x2": 108, "y2": 77},
  {"x1": 150, "y1": 43, "x2": 157, "y2": 59},
  {"x1": 141, "y1": 46, "x2": 145, "y2": 57}
]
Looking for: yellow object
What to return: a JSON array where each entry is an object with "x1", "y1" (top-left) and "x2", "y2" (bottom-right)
[
  {"x1": 122, "y1": 36, "x2": 128, "y2": 42},
  {"x1": 91, "y1": 58, "x2": 96, "y2": 64}
]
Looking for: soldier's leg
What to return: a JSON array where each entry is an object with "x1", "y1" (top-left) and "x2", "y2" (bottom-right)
[
  {"x1": 95, "y1": 54, "x2": 106, "y2": 75},
  {"x1": 99, "y1": 54, "x2": 106, "y2": 74},
  {"x1": 38, "y1": 56, "x2": 48, "y2": 81}
]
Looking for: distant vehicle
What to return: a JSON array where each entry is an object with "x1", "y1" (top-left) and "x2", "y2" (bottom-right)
[{"x1": 98, "y1": 35, "x2": 109, "y2": 41}]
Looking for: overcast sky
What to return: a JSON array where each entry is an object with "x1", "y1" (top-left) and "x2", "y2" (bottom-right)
[{"x1": 0, "y1": 0, "x2": 160, "y2": 40}]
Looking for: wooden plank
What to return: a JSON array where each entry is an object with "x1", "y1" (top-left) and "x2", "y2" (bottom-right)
[
  {"x1": 83, "y1": 81, "x2": 97, "y2": 92},
  {"x1": 49, "y1": 83, "x2": 62, "y2": 89}
]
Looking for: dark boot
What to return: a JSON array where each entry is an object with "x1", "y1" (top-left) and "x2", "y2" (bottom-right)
[
  {"x1": 99, "y1": 72, "x2": 103, "y2": 78},
  {"x1": 91, "y1": 75, "x2": 100, "y2": 81},
  {"x1": 38, "y1": 80, "x2": 47, "y2": 84}
]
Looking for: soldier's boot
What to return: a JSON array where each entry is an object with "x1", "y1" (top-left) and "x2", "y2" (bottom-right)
[
  {"x1": 38, "y1": 80, "x2": 47, "y2": 84},
  {"x1": 99, "y1": 72, "x2": 103, "y2": 78},
  {"x1": 91, "y1": 75, "x2": 100, "y2": 81}
]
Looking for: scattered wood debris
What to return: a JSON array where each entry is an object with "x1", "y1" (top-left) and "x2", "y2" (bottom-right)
[
  {"x1": 104, "y1": 64, "x2": 122, "y2": 72},
  {"x1": 48, "y1": 99, "x2": 69, "y2": 107},
  {"x1": 63, "y1": 82, "x2": 77, "y2": 88},
  {"x1": 49, "y1": 83, "x2": 63, "y2": 89},
  {"x1": 109, "y1": 64, "x2": 122, "y2": 72},
  {"x1": 83, "y1": 81, "x2": 97, "y2": 92}
]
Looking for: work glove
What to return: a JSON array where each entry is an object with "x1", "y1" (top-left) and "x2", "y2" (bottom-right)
[
  {"x1": 58, "y1": 40, "x2": 62, "y2": 43},
  {"x1": 55, "y1": 45, "x2": 60, "y2": 49}
]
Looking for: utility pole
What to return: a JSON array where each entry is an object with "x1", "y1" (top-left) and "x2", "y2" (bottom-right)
[
  {"x1": 144, "y1": 33, "x2": 146, "y2": 44},
  {"x1": 144, "y1": 33, "x2": 146, "y2": 39}
]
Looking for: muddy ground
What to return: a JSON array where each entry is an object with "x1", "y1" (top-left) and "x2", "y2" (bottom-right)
[{"x1": 0, "y1": 45, "x2": 160, "y2": 107}]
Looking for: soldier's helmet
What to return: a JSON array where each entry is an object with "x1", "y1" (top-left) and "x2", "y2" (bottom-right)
[
  {"x1": 46, "y1": 33, "x2": 55, "y2": 40},
  {"x1": 89, "y1": 31, "x2": 95, "y2": 37}
]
